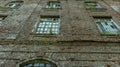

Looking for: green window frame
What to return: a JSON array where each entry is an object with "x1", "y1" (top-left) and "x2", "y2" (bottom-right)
[{"x1": 86, "y1": 2, "x2": 101, "y2": 9}]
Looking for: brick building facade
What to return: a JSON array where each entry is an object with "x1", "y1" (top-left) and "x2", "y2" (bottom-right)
[{"x1": 0, "y1": 0, "x2": 120, "y2": 67}]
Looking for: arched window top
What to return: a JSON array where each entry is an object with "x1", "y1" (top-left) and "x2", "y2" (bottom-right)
[
  {"x1": 20, "y1": 59, "x2": 57, "y2": 67},
  {"x1": 6, "y1": 1, "x2": 24, "y2": 8}
]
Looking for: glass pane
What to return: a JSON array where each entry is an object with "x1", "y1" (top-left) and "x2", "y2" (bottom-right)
[
  {"x1": 46, "y1": 64, "x2": 51, "y2": 67},
  {"x1": 36, "y1": 17, "x2": 60, "y2": 34},
  {"x1": 21, "y1": 60, "x2": 57, "y2": 67},
  {"x1": 27, "y1": 64, "x2": 33, "y2": 67},
  {"x1": 0, "y1": 21, "x2": 2, "y2": 24},
  {"x1": 86, "y1": 3, "x2": 101, "y2": 8},
  {"x1": 40, "y1": 63, "x2": 44, "y2": 67},
  {"x1": 6, "y1": 1, "x2": 23, "y2": 8},
  {"x1": 0, "y1": 18, "x2": 3, "y2": 20},
  {"x1": 34, "y1": 63, "x2": 40, "y2": 66},
  {"x1": 95, "y1": 17, "x2": 120, "y2": 34},
  {"x1": 46, "y1": 2, "x2": 60, "y2": 8}
]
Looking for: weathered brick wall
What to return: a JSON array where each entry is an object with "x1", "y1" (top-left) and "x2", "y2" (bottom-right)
[
  {"x1": 0, "y1": 0, "x2": 120, "y2": 67},
  {"x1": 0, "y1": 42, "x2": 120, "y2": 67}
]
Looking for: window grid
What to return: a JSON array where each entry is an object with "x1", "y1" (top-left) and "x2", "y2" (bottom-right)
[
  {"x1": 86, "y1": 2, "x2": 101, "y2": 9},
  {"x1": 95, "y1": 17, "x2": 120, "y2": 34},
  {"x1": 46, "y1": 2, "x2": 61, "y2": 9},
  {"x1": 36, "y1": 18, "x2": 60, "y2": 35}
]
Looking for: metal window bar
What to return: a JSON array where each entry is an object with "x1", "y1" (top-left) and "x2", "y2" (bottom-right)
[{"x1": 36, "y1": 18, "x2": 60, "y2": 35}]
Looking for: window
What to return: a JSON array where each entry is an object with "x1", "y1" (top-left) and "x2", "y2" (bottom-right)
[
  {"x1": 35, "y1": 16, "x2": 60, "y2": 35},
  {"x1": 20, "y1": 59, "x2": 57, "y2": 67},
  {"x1": 0, "y1": 16, "x2": 6, "y2": 26},
  {"x1": 45, "y1": 1, "x2": 61, "y2": 9},
  {"x1": 111, "y1": 6, "x2": 120, "y2": 12},
  {"x1": 6, "y1": 1, "x2": 23, "y2": 8},
  {"x1": 94, "y1": 17, "x2": 120, "y2": 34},
  {"x1": 85, "y1": 2, "x2": 101, "y2": 9}
]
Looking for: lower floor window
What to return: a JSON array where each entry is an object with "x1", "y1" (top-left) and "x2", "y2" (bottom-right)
[{"x1": 20, "y1": 59, "x2": 57, "y2": 67}]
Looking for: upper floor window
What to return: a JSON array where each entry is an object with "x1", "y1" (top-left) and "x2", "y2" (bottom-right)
[
  {"x1": 94, "y1": 17, "x2": 120, "y2": 35},
  {"x1": 111, "y1": 6, "x2": 120, "y2": 12},
  {"x1": 6, "y1": 1, "x2": 23, "y2": 8},
  {"x1": 85, "y1": 2, "x2": 101, "y2": 9},
  {"x1": 45, "y1": 1, "x2": 61, "y2": 9},
  {"x1": 35, "y1": 16, "x2": 60, "y2": 35},
  {"x1": 0, "y1": 16, "x2": 6, "y2": 26},
  {"x1": 20, "y1": 59, "x2": 57, "y2": 67}
]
